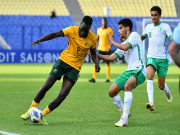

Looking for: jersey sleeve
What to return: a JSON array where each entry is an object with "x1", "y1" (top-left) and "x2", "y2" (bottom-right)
[
  {"x1": 110, "y1": 28, "x2": 113, "y2": 36},
  {"x1": 90, "y1": 35, "x2": 97, "y2": 49},
  {"x1": 62, "y1": 26, "x2": 73, "y2": 37},
  {"x1": 113, "y1": 49, "x2": 124, "y2": 58},
  {"x1": 172, "y1": 23, "x2": 180, "y2": 45},
  {"x1": 141, "y1": 25, "x2": 148, "y2": 38},
  {"x1": 97, "y1": 28, "x2": 100, "y2": 37},
  {"x1": 126, "y1": 32, "x2": 140, "y2": 48},
  {"x1": 165, "y1": 24, "x2": 172, "y2": 38}
]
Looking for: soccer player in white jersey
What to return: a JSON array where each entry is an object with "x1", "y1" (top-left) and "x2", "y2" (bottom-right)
[
  {"x1": 141, "y1": 6, "x2": 173, "y2": 111},
  {"x1": 97, "y1": 18, "x2": 146, "y2": 127},
  {"x1": 168, "y1": 23, "x2": 180, "y2": 67}
]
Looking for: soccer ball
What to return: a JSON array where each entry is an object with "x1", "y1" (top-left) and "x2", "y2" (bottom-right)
[{"x1": 28, "y1": 107, "x2": 43, "y2": 123}]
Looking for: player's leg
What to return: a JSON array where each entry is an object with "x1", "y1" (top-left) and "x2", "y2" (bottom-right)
[
  {"x1": 146, "y1": 65, "x2": 156, "y2": 111},
  {"x1": 109, "y1": 82, "x2": 123, "y2": 112},
  {"x1": 89, "y1": 57, "x2": 100, "y2": 82},
  {"x1": 115, "y1": 76, "x2": 136, "y2": 127},
  {"x1": 106, "y1": 61, "x2": 110, "y2": 83},
  {"x1": 157, "y1": 59, "x2": 172, "y2": 102},
  {"x1": 20, "y1": 75, "x2": 58, "y2": 121}
]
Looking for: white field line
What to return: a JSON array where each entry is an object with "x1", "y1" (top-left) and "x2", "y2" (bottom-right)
[{"x1": 0, "y1": 131, "x2": 20, "y2": 135}]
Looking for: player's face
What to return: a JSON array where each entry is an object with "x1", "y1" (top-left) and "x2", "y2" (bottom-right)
[
  {"x1": 79, "y1": 22, "x2": 90, "y2": 38},
  {"x1": 118, "y1": 24, "x2": 127, "y2": 38},
  {"x1": 151, "y1": 11, "x2": 161, "y2": 24}
]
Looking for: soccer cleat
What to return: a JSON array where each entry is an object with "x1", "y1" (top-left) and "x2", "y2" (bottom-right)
[
  {"x1": 89, "y1": 78, "x2": 96, "y2": 83},
  {"x1": 146, "y1": 103, "x2": 154, "y2": 111},
  {"x1": 105, "y1": 79, "x2": 110, "y2": 83},
  {"x1": 165, "y1": 90, "x2": 173, "y2": 102},
  {"x1": 41, "y1": 116, "x2": 49, "y2": 125},
  {"x1": 20, "y1": 111, "x2": 29, "y2": 120},
  {"x1": 114, "y1": 117, "x2": 128, "y2": 127}
]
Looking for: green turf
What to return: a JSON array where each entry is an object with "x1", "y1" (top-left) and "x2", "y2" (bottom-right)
[{"x1": 0, "y1": 63, "x2": 179, "y2": 135}]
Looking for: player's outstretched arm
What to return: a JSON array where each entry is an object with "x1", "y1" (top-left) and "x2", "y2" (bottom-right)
[
  {"x1": 32, "y1": 30, "x2": 64, "y2": 47},
  {"x1": 168, "y1": 41, "x2": 180, "y2": 67},
  {"x1": 140, "y1": 35, "x2": 146, "y2": 41},
  {"x1": 97, "y1": 53, "x2": 118, "y2": 62},
  {"x1": 90, "y1": 47, "x2": 100, "y2": 72},
  {"x1": 108, "y1": 33, "x2": 131, "y2": 51}
]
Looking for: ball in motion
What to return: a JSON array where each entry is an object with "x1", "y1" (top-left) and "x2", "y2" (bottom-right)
[{"x1": 28, "y1": 107, "x2": 43, "y2": 123}]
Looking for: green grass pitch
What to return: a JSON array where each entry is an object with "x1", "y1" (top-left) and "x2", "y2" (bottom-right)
[{"x1": 0, "y1": 63, "x2": 179, "y2": 135}]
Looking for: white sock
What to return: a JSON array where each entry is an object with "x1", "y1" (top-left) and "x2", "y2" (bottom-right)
[
  {"x1": 123, "y1": 92, "x2": 132, "y2": 119},
  {"x1": 163, "y1": 83, "x2": 169, "y2": 93},
  {"x1": 147, "y1": 80, "x2": 154, "y2": 105},
  {"x1": 111, "y1": 94, "x2": 123, "y2": 111}
]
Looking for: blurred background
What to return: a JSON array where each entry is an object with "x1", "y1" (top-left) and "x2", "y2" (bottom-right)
[{"x1": 0, "y1": 0, "x2": 179, "y2": 63}]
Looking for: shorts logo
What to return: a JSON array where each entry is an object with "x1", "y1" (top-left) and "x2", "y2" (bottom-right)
[{"x1": 53, "y1": 68, "x2": 58, "y2": 73}]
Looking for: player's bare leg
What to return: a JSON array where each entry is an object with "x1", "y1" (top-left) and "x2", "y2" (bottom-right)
[
  {"x1": 158, "y1": 77, "x2": 172, "y2": 102},
  {"x1": 20, "y1": 75, "x2": 57, "y2": 121},
  {"x1": 115, "y1": 76, "x2": 136, "y2": 127},
  {"x1": 146, "y1": 65, "x2": 155, "y2": 111}
]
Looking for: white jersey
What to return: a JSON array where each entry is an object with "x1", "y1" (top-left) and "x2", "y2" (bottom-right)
[
  {"x1": 114, "y1": 32, "x2": 146, "y2": 76},
  {"x1": 142, "y1": 23, "x2": 172, "y2": 59}
]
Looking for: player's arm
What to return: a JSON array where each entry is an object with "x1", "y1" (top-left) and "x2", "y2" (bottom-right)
[
  {"x1": 168, "y1": 41, "x2": 180, "y2": 67},
  {"x1": 97, "y1": 53, "x2": 118, "y2": 62},
  {"x1": 90, "y1": 47, "x2": 100, "y2": 72},
  {"x1": 108, "y1": 33, "x2": 131, "y2": 51},
  {"x1": 32, "y1": 30, "x2": 64, "y2": 47}
]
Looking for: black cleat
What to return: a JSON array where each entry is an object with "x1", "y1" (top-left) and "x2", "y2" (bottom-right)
[
  {"x1": 105, "y1": 79, "x2": 110, "y2": 83},
  {"x1": 89, "y1": 78, "x2": 96, "y2": 83}
]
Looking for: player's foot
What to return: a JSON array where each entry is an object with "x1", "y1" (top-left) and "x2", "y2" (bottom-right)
[
  {"x1": 146, "y1": 103, "x2": 154, "y2": 111},
  {"x1": 89, "y1": 78, "x2": 96, "y2": 83},
  {"x1": 41, "y1": 116, "x2": 49, "y2": 125},
  {"x1": 114, "y1": 117, "x2": 128, "y2": 127},
  {"x1": 20, "y1": 111, "x2": 29, "y2": 120},
  {"x1": 165, "y1": 90, "x2": 173, "y2": 102},
  {"x1": 105, "y1": 79, "x2": 110, "y2": 83}
]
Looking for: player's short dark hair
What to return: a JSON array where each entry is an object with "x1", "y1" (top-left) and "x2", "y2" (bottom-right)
[
  {"x1": 151, "y1": 6, "x2": 162, "y2": 15},
  {"x1": 118, "y1": 18, "x2": 133, "y2": 32},
  {"x1": 82, "y1": 16, "x2": 93, "y2": 25},
  {"x1": 102, "y1": 17, "x2": 107, "y2": 22}
]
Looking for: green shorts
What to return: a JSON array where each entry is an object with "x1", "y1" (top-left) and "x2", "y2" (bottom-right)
[
  {"x1": 146, "y1": 58, "x2": 169, "y2": 77},
  {"x1": 49, "y1": 59, "x2": 80, "y2": 84},
  {"x1": 115, "y1": 70, "x2": 146, "y2": 90},
  {"x1": 97, "y1": 50, "x2": 110, "y2": 55}
]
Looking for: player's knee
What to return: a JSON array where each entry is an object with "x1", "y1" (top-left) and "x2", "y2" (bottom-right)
[
  {"x1": 108, "y1": 89, "x2": 116, "y2": 97},
  {"x1": 158, "y1": 83, "x2": 164, "y2": 90},
  {"x1": 124, "y1": 84, "x2": 131, "y2": 91},
  {"x1": 147, "y1": 73, "x2": 154, "y2": 80}
]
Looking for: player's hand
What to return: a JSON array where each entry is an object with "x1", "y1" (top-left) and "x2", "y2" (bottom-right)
[
  {"x1": 95, "y1": 64, "x2": 100, "y2": 72},
  {"x1": 87, "y1": 49, "x2": 91, "y2": 55},
  {"x1": 32, "y1": 40, "x2": 41, "y2": 47},
  {"x1": 118, "y1": 37, "x2": 125, "y2": 42}
]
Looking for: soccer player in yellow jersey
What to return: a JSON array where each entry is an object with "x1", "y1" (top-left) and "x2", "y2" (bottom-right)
[
  {"x1": 20, "y1": 16, "x2": 100, "y2": 125},
  {"x1": 89, "y1": 17, "x2": 113, "y2": 83}
]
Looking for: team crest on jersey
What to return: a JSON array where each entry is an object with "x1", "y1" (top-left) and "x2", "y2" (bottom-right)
[
  {"x1": 158, "y1": 27, "x2": 162, "y2": 31},
  {"x1": 85, "y1": 43, "x2": 90, "y2": 47}
]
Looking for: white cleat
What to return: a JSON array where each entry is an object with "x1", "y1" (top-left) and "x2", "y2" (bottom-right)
[
  {"x1": 166, "y1": 90, "x2": 173, "y2": 102},
  {"x1": 114, "y1": 118, "x2": 128, "y2": 127}
]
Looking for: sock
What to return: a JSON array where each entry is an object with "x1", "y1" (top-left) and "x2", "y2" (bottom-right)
[
  {"x1": 92, "y1": 65, "x2": 96, "y2": 80},
  {"x1": 111, "y1": 94, "x2": 123, "y2": 111},
  {"x1": 163, "y1": 83, "x2": 169, "y2": 94},
  {"x1": 147, "y1": 80, "x2": 154, "y2": 105},
  {"x1": 123, "y1": 92, "x2": 132, "y2": 119},
  {"x1": 29, "y1": 99, "x2": 39, "y2": 110},
  {"x1": 106, "y1": 63, "x2": 110, "y2": 80},
  {"x1": 43, "y1": 106, "x2": 51, "y2": 116}
]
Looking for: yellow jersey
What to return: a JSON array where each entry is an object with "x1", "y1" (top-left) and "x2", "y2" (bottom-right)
[
  {"x1": 60, "y1": 26, "x2": 96, "y2": 71},
  {"x1": 97, "y1": 27, "x2": 113, "y2": 52}
]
